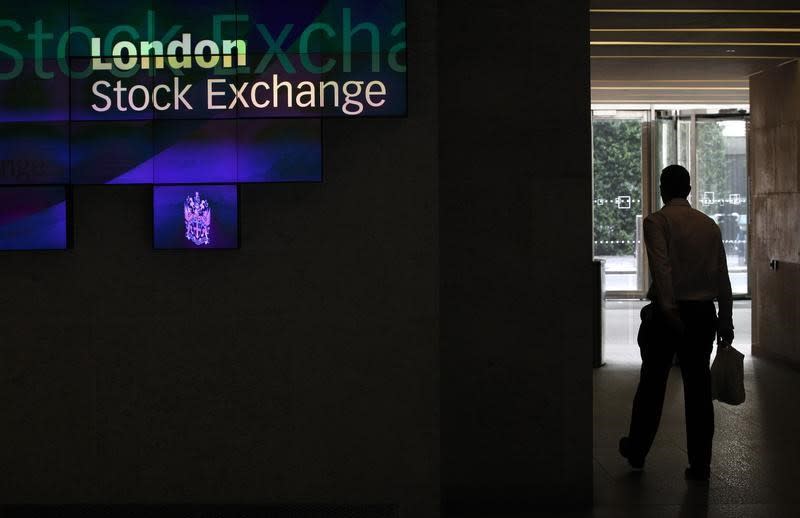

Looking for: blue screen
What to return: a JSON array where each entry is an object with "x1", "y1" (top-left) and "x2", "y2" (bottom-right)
[
  {"x1": 0, "y1": 186, "x2": 67, "y2": 250},
  {"x1": 0, "y1": 0, "x2": 405, "y2": 250}
]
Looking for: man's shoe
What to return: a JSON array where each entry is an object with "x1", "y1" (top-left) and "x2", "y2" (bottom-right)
[
  {"x1": 684, "y1": 465, "x2": 710, "y2": 481},
  {"x1": 618, "y1": 437, "x2": 644, "y2": 469}
]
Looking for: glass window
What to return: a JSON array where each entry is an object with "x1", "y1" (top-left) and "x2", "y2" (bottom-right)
[
  {"x1": 695, "y1": 118, "x2": 748, "y2": 295},
  {"x1": 592, "y1": 112, "x2": 647, "y2": 294}
]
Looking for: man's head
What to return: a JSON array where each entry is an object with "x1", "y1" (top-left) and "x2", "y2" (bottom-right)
[{"x1": 660, "y1": 164, "x2": 691, "y2": 203}]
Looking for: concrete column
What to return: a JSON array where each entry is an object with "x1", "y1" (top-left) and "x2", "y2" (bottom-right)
[{"x1": 750, "y1": 62, "x2": 800, "y2": 365}]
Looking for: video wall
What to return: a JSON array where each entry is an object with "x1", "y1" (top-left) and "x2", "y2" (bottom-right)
[{"x1": 0, "y1": 0, "x2": 406, "y2": 250}]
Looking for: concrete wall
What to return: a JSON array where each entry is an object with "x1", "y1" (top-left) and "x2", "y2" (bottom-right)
[
  {"x1": 750, "y1": 62, "x2": 800, "y2": 365},
  {"x1": 0, "y1": 2, "x2": 439, "y2": 516},
  {"x1": 439, "y1": 0, "x2": 593, "y2": 511}
]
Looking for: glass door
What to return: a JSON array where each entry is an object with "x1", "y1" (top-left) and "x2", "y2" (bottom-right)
[
  {"x1": 591, "y1": 110, "x2": 649, "y2": 297},
  {"x1": 695, "y1": 115, "x2": 749, "y2": 295},
  {"x1": 652, "y1": 110, "x2": 750, "y2": 296}
]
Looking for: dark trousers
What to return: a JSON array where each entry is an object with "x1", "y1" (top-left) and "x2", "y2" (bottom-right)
[{"x1": 627, "y1": 300, "x2": 718, "y2": 468}]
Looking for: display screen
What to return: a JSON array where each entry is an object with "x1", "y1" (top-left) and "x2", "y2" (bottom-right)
[
  {"x1": 153, "y1": 120, "x2": 238, "y2": 184},
  {"x1": 1, "y1": 0, "x2": 404, "y2": 186},
  {"x1": 0, "y1": 186, "x2": 68, "y2": 250},
  {"x1": 153, "y1": 185, "x2": 238, "y2": 249},
  {"x1": 0, "y1": 122, "x2": 69, "y2": 185},
  {"x1": 1, "y1": 0, "x2": 405, "y2": 249},
  {"x1": 70, "y1": 121, "x2": 154, "y2": 184},
  {"x1": 3, "y1": 0, "x2": 406, "y2": 125},
  {"x1": 237, "y1": 119, "x2": 322, "y2": 183}
]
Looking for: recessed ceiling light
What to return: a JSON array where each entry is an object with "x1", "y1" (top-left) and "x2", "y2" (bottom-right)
[{"x1": 726, "y1": 49, "x2": 737, "y2": 53}]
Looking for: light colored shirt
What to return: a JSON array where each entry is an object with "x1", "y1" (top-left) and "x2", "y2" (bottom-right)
[{"x1": 643, "y1": 198, "x2": 733, "y2": 325}]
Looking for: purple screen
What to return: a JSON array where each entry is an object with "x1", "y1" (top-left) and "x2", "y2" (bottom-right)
[
  {"x1": 153, "y1": 185, "x2": 238, "y2": 249},
  {"x1": 0, "y1": 187, "x2": 67, "y2": 250}
]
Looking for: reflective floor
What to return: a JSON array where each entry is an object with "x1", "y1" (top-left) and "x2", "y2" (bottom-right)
[
  {"x1": 599, "y1": 256, "x2": 749, "y2": 295},
  {"x1": 589, "y1": 299, "x2": 800, "y2": 517},
  {"x1": 604, "y1": 300, "x2": 752, "y2": 363},
  {"x1": 450, "y1": 301, "x2": 800, "y2": 517}
]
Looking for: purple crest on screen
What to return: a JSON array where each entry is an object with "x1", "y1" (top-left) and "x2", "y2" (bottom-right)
[{"x1": 184, "y1": 192, "x2": 211, "y2": 246}]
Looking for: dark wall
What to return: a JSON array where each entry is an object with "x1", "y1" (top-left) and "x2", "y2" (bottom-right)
[
  {"x1": 439, "y1": 0, "x2": 593, "y2": 510},
  {"x1": 750, "y1": 63, "x2": 800, "y2": 366},
  {"x1": 1, "y1": 1, "x2": 597, "y2": 514},
  {"x1": 0, "y1": 2, "x2": 439, "y2": 517}
]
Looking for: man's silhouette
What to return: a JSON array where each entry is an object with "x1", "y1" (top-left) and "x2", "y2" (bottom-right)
[{"x1": 619, "y1": 164, "x2": 734, "y2": 482}]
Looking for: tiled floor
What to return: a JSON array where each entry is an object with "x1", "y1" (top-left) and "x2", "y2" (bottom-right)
[{"x1": 590, "y1": 299, "x2": 800, "y2": 517}]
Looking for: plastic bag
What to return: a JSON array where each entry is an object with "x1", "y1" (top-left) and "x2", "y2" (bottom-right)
[{"x1": 710, "y1": 343, "x2": 746, "y2": 405}]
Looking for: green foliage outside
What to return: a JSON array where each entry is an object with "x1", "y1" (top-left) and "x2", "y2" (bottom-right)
[
  {"x1": 592, "y1": 120, "x2": 642, "y2": 256},
  {"x1": 592, "y1": 119, "x2": 729, "y2": 256},
  {"x1": 696, "y1": 121, "x2": 729, "y2": 210}
]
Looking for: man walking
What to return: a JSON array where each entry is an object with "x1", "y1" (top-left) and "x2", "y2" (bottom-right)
[{"x1": 619, "y1": 164, "x2": 734, "y2": 481}]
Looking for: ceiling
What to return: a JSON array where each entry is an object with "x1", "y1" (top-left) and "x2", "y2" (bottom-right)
[{"x1": 590, "y1": 1, "x2": 800, "y2": 104}]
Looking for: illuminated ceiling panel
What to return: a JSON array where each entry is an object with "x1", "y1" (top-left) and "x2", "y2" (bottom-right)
[{"x1": 590, "y1": 1, "x2": 800, "y2": 103}]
